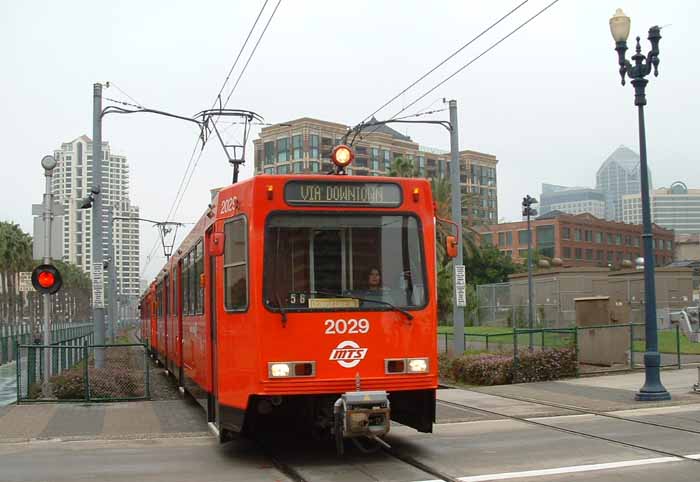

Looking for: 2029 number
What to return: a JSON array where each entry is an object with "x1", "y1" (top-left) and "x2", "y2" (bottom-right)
[{"x1": 324, "y1": 318, "x2": 370, "y2": 334}]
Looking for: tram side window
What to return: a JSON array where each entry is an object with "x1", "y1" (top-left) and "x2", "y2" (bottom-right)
[
  {"x1": 195, "y1": 241, "x2": 204, "y2": 314},
  {"x1": 182, "y1": 256, "x2": 190, "y2": 315},
  {"x1": 224, "y1": 218, "x2": 247, "y2": 310}
]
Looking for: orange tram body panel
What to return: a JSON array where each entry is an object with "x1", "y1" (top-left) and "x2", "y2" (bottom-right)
[{"x1": 140, "y1": 173, "x2": 439, "y2": 444}]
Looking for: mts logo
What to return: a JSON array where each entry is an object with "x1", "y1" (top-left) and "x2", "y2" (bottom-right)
[{"x1": 329, "y1": 340, "x2": 368, "y2": 368}]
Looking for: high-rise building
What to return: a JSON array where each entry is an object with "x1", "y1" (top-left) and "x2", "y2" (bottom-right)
[
  {"x1": 596, "y1": 145, "x2": 650, "y2": 222},
  {"x1": 253, "y1": 117, "x2": 499, "y2": 225},
  {"x1": 622, "y1": 181, "x2": 700, "y2": 236},
  {"x1": 52, "y1": 135, "x2": 141, "y2": 300},
  {"x1": 539, "y1": 183, "x2": 606, "y2": 218}
]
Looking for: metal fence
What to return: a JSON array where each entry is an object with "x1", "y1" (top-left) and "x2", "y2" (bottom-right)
[
  {"x1": 438, "y1": 322, "x2": 687, "y2": 377},
  {"x1": 16, "y1": 341, "x2": 150, "y2": 403},
  {"x1": 1, "y1": 323, "x2": 92, "y2": 366}
]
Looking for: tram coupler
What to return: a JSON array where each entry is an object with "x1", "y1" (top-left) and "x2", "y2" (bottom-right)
[{"x1": 333, "y1": 391, "x2": 390, "y2": 455}]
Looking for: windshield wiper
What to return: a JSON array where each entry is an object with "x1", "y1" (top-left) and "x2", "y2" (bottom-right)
[
  {"x1": 311, "y1": 289, "x2": 414, "y2": 321},
  {"x1": 274, "y1": 292, "x2": 288, "y2": 327}
]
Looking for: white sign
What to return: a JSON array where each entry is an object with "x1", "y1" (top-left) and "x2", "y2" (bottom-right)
[
  {"x1": 455, "y1": 264, "x2": 467, "y2": 307},
  {"x1": 19, "y1": 272, "x2": 34, "y2": 292},
  {"x1": 91, "y1": 262, "x2": 105, "y2": 308}
]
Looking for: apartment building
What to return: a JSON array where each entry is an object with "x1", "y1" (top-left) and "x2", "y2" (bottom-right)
[
  {"x1": 252, "y1": 117, "x2": 498, "y2": 225},
  {"x1": 52, "y1": 135, "x2": 141, "y2": 298}
]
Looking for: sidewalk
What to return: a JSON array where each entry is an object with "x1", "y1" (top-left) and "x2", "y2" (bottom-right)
[
  {"x1": 439, "y1": 367, "x2": 700, "y2": 421},
  {"x1": 0, "y1": 398, "x2": 209, "y2": 444}
]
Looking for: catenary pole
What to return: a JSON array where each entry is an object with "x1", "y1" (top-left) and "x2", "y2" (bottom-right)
[
  {"x1": 92, "y1": 83, "x2": 106, "y2": 367},
  {"x1": 449, "y1": 100, "x2": 465, "y2": 355}
]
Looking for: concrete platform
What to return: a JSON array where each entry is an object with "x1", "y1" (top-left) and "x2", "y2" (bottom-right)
[{"x1": 0, "y1": 398, "x2": 208, "y2": 444}]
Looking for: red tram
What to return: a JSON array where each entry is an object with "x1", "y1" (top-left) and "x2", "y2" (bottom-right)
[{"x1": 140, "y1": 146, "x2": 451, "y2": 450}]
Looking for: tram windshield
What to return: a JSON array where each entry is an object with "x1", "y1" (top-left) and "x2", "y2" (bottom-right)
[{"x1": 263, "y1": 213, "x2": 427, "y2": 311}]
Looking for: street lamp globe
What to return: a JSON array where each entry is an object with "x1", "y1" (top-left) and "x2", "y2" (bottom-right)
[
  {"x1": 41, "y1": 155, "x2": 57, "y2": 171},
  {"x1": 609, "y1": 8, "x2": 631, "y2": 43}
]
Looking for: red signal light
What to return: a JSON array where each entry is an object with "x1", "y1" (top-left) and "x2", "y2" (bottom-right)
[
  {"x1": 38, "y1": 271, "x2": 56, "y2": 289},
  {"x1": 31, "y1": 264, "x2": 63, "y2": 295}
]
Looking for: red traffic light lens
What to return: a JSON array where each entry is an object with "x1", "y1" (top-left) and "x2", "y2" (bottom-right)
[{"x1": 37, "y1": 271, "x2": 56, "y2": 288}]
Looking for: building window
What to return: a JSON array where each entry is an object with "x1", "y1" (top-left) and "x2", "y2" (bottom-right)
[
  {"x1": 370, "y1": 147, "x2": 380, "y2": 171},
  {"x1": 309, "y1": 161, "x2": 320, "y2": 173},
  {"x1": 276, "y1": 138, "x2": 289, "y2": 162},
  {"x1": 615, "y1": 234, "x2": 622, "y2": 245},
  {"x1": 278, "y1": 165, "x2": 289, "y2": 174},
  {"x1": 575, "y1": 248, "x2": 583, "y2": 260},
  {"x1": 292, "y1": 134, "x2": 303, "y2": 160},
  {"x1": 309, "y1": 135, "x2": 319, "y2": 159},
  {"x1": 498, "y1": 231, "x2": 512, "y2": 247},
  {"x1": 482, "y1": 233, "x2": 493, "y2": 246},
  {"x1": 293, "y1": 161, "x2": 304, "y2": 173},
  {"x1": 224, "y1": 217, "x2": 247, "y2": 310},
  {"x1": 574, "y1": 229, "x2": 582, "y2": 241},
  {"x1": 563, "y1": 246, "x2": 572, "y2": 258},
  {"x1": 518, "y1": 230, "x2": 529, "y2": 245},
  {"x1": 607, "y1": 233, "x2": 614, "y2": 244},
  {"x1": 585, "y1": 249, "x2": 593, "y2": 260},
  {"x1": 562, "y1": 227, "x2": 570, "y2": 240},
  {"x1": 264, "y1": 142, "x2": 274, "y2": 165},
  {"x1": 595, "y1": 231, "x2": 603, "y2": 244},
  {"x1": 536, "y1": 225, "x2": 555, "y2": 258},
  {"x1": 264, "y1": 167, "x2": 275, "y2": 174},
  {"x1": 584, "y1": 230, "x2": 592, "y2": 242}
]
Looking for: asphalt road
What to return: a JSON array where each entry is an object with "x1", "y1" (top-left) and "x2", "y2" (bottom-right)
[{"x1": 3, "y1": 401, "x2": 700, "y2": 481}]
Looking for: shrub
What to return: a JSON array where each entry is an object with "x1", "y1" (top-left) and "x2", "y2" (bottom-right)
[
  {"x1": 442, "y1": 347, "x2": 577, "y2": 386},
  {"x1": 51, "y1": 373, "x2": 86, "y2": 400}
]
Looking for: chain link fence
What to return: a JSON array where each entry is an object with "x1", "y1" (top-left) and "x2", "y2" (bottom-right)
[
  {"x1": 16, "y1": 341, "x2": 150, "y2": 403},
  {"x1": 438, "y1": 322, "x2": 688, "y2": 378},
  {"x1": 1, "y1": 323, "x2": 92, "y2": 366}
]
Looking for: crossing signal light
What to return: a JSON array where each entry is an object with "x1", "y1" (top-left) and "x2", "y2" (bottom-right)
[{"x1": 31, "y1": 264, "x2": 62, "y2": 294}]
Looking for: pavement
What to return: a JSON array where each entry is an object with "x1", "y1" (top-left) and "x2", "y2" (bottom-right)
[{"x1": 0, "y1": 399, "x2": 208, "y2": 444}]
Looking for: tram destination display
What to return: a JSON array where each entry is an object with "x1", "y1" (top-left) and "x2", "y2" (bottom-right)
[{"x1": 285, "y1": 181, "x2": 402, "y2": 207}]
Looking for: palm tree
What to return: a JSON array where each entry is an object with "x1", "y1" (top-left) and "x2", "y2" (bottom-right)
[
  {"x1": 388, "y1": 157, "x2": 418, "y2": 178},
  {"x1": 0, "y1": 222, "x2": 33, "y2": 324}
]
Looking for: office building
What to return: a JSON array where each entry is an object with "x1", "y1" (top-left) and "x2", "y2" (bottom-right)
[
  {"x1": 623, "y1": 181, "x2": 700, "y2": 236},
  {"x1": 51, "y1": 135, "x2": 141, "y2": 300},
  {"x1": 539, "y1": 183, "x2": 606, "y2": 218},
  {"x1": 477, "y1": 211, "x2": 674, "y2": 268},
  {"x1": 596, "y1": 145, "x2": 650, "y2": 222},
  {"x1": 253, "y1": 117, "x2": 498, "y2": 225}
]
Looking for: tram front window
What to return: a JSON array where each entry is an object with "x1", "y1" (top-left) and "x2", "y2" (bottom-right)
[{"x1": 264, "y1": 214, "x2": 426, "y2": 310}]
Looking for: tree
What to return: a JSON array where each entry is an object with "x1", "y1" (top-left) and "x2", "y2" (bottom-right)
[
  {"x1": 463, "y1": 244, "x2": 520, "y2": 286},
  {"x1": 0, "y1": 221, "x2": 33, "y2": 324},
  {"x1": 388, "y1": 157, "x2": 419, "y2": 178}
]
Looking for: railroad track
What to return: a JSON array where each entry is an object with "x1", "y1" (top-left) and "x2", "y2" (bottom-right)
[{"x1": 436, "y1": 396, "x2": 700, "y2": 465}]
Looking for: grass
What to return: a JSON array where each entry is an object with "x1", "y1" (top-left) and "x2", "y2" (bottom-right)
[
  {"x1": 437, "y1": 325, "x2": 575, "y2": 348},
  {"x1": 632, "y1": 329, "x2": 700, "y2": 355}
]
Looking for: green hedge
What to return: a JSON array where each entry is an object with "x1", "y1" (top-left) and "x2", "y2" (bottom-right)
[{"x1": 441, "y1": 347, "x2": 577, "y2": 386}]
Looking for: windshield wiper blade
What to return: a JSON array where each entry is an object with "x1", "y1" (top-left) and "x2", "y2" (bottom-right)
[
  {"x1": 312, "y1": 290, "x2": 413, "y2": 321},
  {"x1": 274, "y1": 292, "x2": 288, "y2": 327}
]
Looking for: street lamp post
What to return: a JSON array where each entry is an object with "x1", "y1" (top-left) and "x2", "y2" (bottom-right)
[
  {"x1": 522, "y1": 195, "x2": 538, "y2": 349},
  {"x1": 610, "y1": 9, "x2": 670, "y2": 401}
]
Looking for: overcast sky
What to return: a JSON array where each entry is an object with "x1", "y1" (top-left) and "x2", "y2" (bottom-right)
[{"x1": 1, "y1": 0, "x2": 698, "y2": 283}]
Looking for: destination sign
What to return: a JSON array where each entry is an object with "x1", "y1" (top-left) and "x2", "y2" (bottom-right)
[{"x1": 284, "y1": 181, "x2": 402, "y2": 207}]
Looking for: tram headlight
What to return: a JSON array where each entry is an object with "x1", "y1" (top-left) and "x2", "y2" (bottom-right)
[
  {"x1": 407, "y1": 358, "x2": 429, "y2": 373},
  {"x1": 269, "y1": 363, "x2": 291, "y2": 378}
]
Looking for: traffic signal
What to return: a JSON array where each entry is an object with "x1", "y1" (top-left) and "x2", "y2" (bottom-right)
[{"x1": 31, "y1": 264, "x2": 63, "y2": 295}]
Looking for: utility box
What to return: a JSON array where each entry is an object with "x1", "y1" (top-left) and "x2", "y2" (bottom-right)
[{"x1": 575, "y1": 296, "x2": 631, "y2": 366}]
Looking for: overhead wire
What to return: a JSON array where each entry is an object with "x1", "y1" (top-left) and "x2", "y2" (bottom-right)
[
  {"x1": 140, "y1": 0, "x2": 282, "y2": 278},
  {"x1": 360, "y1": 0, "x2": 530, "y2": 125},
  {"x1": 388, "y1": 0, "x2": 560, "y2": 120}
]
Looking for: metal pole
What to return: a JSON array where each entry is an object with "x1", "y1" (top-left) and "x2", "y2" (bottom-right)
[
  {"x1": 108, "y1": 207, "x2": 117, "y2": 343},
  {"x1": 634, "y1": 82, "x2": 670, "y2": 400},
  {"x1": 449, "y1": 99, "x2": 465, "y2": 355},
  {"x1": 41, "y1": 161, "x2": 54, "y2": 396},
  {"x1": 92, "y1": 83, "x2": 106, "y2": 368},
  {"x1": 527, "y1": 210, "x2": 534, "y2": 349}
]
